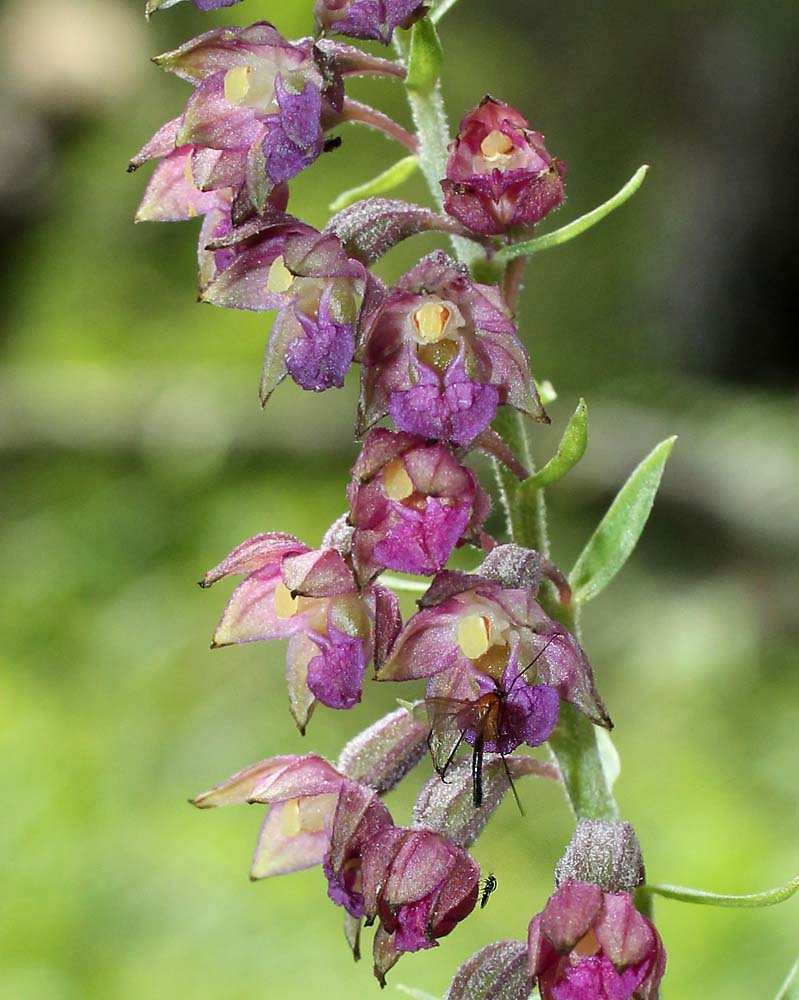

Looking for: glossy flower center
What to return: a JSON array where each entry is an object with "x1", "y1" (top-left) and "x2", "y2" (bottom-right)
[
  {"x1": 480, "y1": 129, "x2": 515, "y2": 162},
  {"x1": 457, "y1": 614, "x2": 492, "y2": 659},
  {"x1": 266, "y1": 255, "x2": 296, "y2": 294},
  {"x1": 383, "y1": 458, "x2": 414, "y2": 501},
  {"x1": 274, "y1": 580, "x2": 300, "y2": 618},
  {"x1": 279, "y1": 794, "x2": 336, "y2": 836},
  {"x1": 412, "y1": 302, "x2": 453, "y2": 343},
  {"x1": 572, "y1": 928, "x2": 601, "y2": 960},
  {"x1": 224, "y1": 62, "x2": 278, "y2": 110}
]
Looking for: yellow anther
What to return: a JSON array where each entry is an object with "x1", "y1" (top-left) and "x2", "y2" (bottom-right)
[
  {"x1": 383, "y1": 458, "x2": 414, "y2": 501},
  {"x1": 480, "y1": 129, "x2": 514, "y2": 161},
  {"x1": 457, "y1": 614, "x2": 492, "y2": 660},
  {"x1": 274, "y1": 580, "x2": 299, "y2": 619},
  {"x1": 266, "y1": 255, "x2": 295, "y2": 294},
  {"x1": 279, "y1": 798, "x2": 302, "y2": 836},
  {"x1": 412, "y1": 302, "x2": 452, "y2": 343},
  {"x1": 224, "y1": 65, "x2": 251, "y2": 105}
]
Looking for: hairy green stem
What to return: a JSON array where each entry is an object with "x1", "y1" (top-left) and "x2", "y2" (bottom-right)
[{"x1": 493, "y1": 260, "x2": 618, "y2": 822}]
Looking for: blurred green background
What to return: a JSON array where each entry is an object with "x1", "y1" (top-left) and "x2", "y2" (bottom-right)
[{"x1": 1, "y1": 0, "x2": 797, "y2": 997}]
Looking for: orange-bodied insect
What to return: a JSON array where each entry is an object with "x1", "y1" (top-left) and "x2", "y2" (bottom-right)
[{"x1": 424, "y1": 638, "x2": 559, "y2": 812}]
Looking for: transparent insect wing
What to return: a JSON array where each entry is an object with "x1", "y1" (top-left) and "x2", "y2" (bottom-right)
[{"x1": 425, "y1": 697, "x2": 471, "y2": 778}]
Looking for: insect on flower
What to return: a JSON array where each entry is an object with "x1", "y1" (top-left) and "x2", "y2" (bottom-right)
[
  {"x1": 424, "y1": 639, "x2": 560, "y2": 812},
  {"x1": 480, "y1": 872, "x2": 497, "y2": 908}
]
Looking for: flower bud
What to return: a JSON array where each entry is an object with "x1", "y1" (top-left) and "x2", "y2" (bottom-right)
[
  {"x1": 358, "y1": 251, "x2": 545, "y2": 446},
  {"x1": 555, "y1": 820, "x2": 646, "y2": 894},
  {"x1": 442, "y1": 97, "x2": 566, "y2": 236},
  {"x1": 347, "y1": 428, "x2": 491, "y2": 583},
  {"x1": 445, "y1": 939, "x2": 531, "y2": 1000},
  {"x1": 314, "y1": 0, "x2": 426, "y2": 45},
  {"x1": 337, "y1": 703, "x2": 429, "y2": 794}
]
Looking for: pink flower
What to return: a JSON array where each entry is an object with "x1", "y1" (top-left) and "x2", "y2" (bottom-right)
[
  {"x1": 347, "y1": 428, "x2": 491, "y2": 584},
  {"x1": 200, "y1": 531, "x2": 401, "y2": 731},
  {"x1": 528, "y1": 881, "x2": 666, "y2": 1000}
]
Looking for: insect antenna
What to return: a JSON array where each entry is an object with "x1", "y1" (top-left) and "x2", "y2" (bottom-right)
[
  {"x1": 498, "y1": 747, "x2": 525, "y2": 816},
  {"x1": 505, "y1": 634, "x2": 559, "y2": 695}
]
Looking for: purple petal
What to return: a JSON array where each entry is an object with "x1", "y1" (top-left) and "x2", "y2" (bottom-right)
[
  {"x1": 285, "y1": 287, "x2": 355, "y2": 391},
  {"x1": 261, "y1": 76, "x2": 324, "y2": 184},
  {"x1": 389, "y1": 355, "x2": 499, "y2": 446},
  {"x1": 541, "y1": 880, "x2": 604, "y2": 953},
  {"x1": 306, "y1": 626, "x2": 367, "y2": 708},
  {"x1": 135, "y1": 147, "x2": 228, "y2": 223}
]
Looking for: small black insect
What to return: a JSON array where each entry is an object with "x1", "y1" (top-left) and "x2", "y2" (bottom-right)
[{"x1": 480, "y1": 873, "x2": 497, "y2": 908}]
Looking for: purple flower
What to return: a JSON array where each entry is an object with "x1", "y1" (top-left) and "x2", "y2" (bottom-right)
[
  {"x1": 200, "y1": 530, "x2": 401, "y2": 731},
  {"x1": 441, "y1": 646, "x2": 560, "y2": 756},
  {"x1": 131, "y1": 138, "x2": 290, "y2": 293},
  {"x1": 324, "y1": 786, "x2": 480, "y2": 981},
  {"x1": 347, "y1": 428, "x2": 491, "y2": 584},
  {"x1": 200, "y1": 218, "x2": 376, "y2": 397},
  {"x1": 358, "y1": 251, "x2": 545, "y2": 445},
  {"x1": 377, "y1": 560, "x2": 610, "y2": 729},
  {"x1": 528, "y1": 880, "x2": 666, "y2": 1000},
  {"x1": 314, "y1": 0, "x2": 426, "y2": 44},
  {"x1": 134, "y1": 24, "x2": 344, "y2": 219},
  {"x1": 442, "y1": 97, "x2": 566, "y2": 236},
  {"x1": 361, "y1": 827, "x2": 480, "y2": 955}
]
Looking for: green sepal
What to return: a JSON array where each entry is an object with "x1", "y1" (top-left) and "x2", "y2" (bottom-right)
[
  {"x1": 329, "y1": 156, "x2": 419, "y2": 213},
  {"x1": 644, "y1": 874, "x2": 799, "y2": 908},
  {"x1": 521, "y1": 398, "x2": 587, "y2": 491},
  {"x1": 406, "y1": 18, "x2": 444, "y2": 95},
  {"x1": 495, "y1": 165, "x2": 649, "y2": 264},
  {"x1": 569, "y1": 436, "x2": 676, "y2": 605}
]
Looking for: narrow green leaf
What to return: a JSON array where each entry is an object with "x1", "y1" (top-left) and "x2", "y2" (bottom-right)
[
  {"x1": 569, "y1": 436, "x2": 676, "y2": 604},
  {"x1": 406, "y1": 18, "x2": 444, "y2": 95},
  {"x1": 645, "y1": 875, "x2": 799, "y2": 909},
  {"x1": 775, "y1": 956, "x2": 799, "y2": 1000},
  {"x1": 521, "y1": 398, "x2": 587, "y2": 490},
  {"x1": 329, "y1": 156, "x2": 418, "y2": 212},
  {"x1": 596, "y1": 727, "x2": 621, "y2": 790},
  {"x1": 495, "y1": 165, "x2": 649, "y2": 264},
  {"x1": 430, "y1": 0, "x2": 461, "y2": 23}
]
